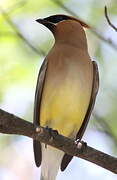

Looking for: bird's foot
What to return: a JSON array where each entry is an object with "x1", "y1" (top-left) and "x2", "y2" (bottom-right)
[
  {"x1": 45, "y1": 126, "x2": 58, "y2": 136},
  {"x1": 74, "y1": 139, "x2": 87, "y2": 153},
  {"x1": 45, "y1": 126, "x2": 58, "y2": 143}
]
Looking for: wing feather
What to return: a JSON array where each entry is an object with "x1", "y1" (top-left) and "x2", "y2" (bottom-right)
[{"x1": 33, "y1": 58, "x2": 48, "y2": 167}]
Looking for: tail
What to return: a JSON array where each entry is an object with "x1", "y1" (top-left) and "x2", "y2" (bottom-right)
[{"x1": 40, "y1": 143, "x2": 64, "y2": 180}]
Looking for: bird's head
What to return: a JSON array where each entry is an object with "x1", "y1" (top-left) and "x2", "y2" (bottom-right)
[{"x1": 36, "y1": 14, "x2": 89, "y2": 48}]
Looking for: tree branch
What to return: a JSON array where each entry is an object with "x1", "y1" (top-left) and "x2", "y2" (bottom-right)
[
  {"x1": 0, "y1": 108, "x2": 117, "y2": 174},
  {"x1": 105, "y1": 6, "x2": 117, "y2": 32}
]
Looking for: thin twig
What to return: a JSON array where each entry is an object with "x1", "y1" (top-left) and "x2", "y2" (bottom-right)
[
  {"x1": 51, "y1": 0, "x2": 117, "y2": 50},
  {"x1": 105, "y1": 6, "x2": 117, "y2": 32},
  {"x1": 0, "y1": 7, "x2": 46, "y2": 56},
  {"x1": 0, "y1": 108, "x2": 117, "y2": 174}
]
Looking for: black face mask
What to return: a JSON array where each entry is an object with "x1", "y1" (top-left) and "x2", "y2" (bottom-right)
[{"x1": 44, "y1": 15, "x2": 70, "y2": 24}]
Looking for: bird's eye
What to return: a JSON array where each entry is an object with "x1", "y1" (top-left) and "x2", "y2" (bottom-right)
[{"x1": 58, "y1": 16, "x2": 64, "y2": 21}]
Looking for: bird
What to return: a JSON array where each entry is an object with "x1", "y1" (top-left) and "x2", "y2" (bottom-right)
[{"x1": 33, "y1": 14, "x2": 99, "y2": 180}]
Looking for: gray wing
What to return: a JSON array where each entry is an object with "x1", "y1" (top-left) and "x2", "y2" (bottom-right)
[
  {"x1": 61, "y1": 61, "x2": 99, "y2": 171},
  {"x1": 33, "y1": 58, "x2": 48, "y2": 167}
]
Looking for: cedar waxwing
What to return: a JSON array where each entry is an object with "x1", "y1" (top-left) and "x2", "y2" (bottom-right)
[{"x1": 33, "y1": 14, "x2": 99, "y2": 180}]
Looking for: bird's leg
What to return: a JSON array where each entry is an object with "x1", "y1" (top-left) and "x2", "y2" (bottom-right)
[{"x1": 74, "y1": 139, "x2": 87, "y2": 153}]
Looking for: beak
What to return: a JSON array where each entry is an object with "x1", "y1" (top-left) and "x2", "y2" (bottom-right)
[
  {"x1": 36, "y1": 18, "x2": 47, "y2": 25},
  {"x1": 36, "y1": 18, "x2": 56, "y2": 32}
]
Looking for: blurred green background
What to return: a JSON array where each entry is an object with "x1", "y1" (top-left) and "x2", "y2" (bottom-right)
[{"x1": 0, "y1": 0, "x2": 117, "y2": 179}]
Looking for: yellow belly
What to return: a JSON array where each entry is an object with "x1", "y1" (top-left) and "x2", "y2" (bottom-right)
[
  {"x1": 40, "y1": 87, "x2": 89, "y2": 137},
  {"x1": 40, "y1": 62, "x2": 92, "y2": 137}
]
